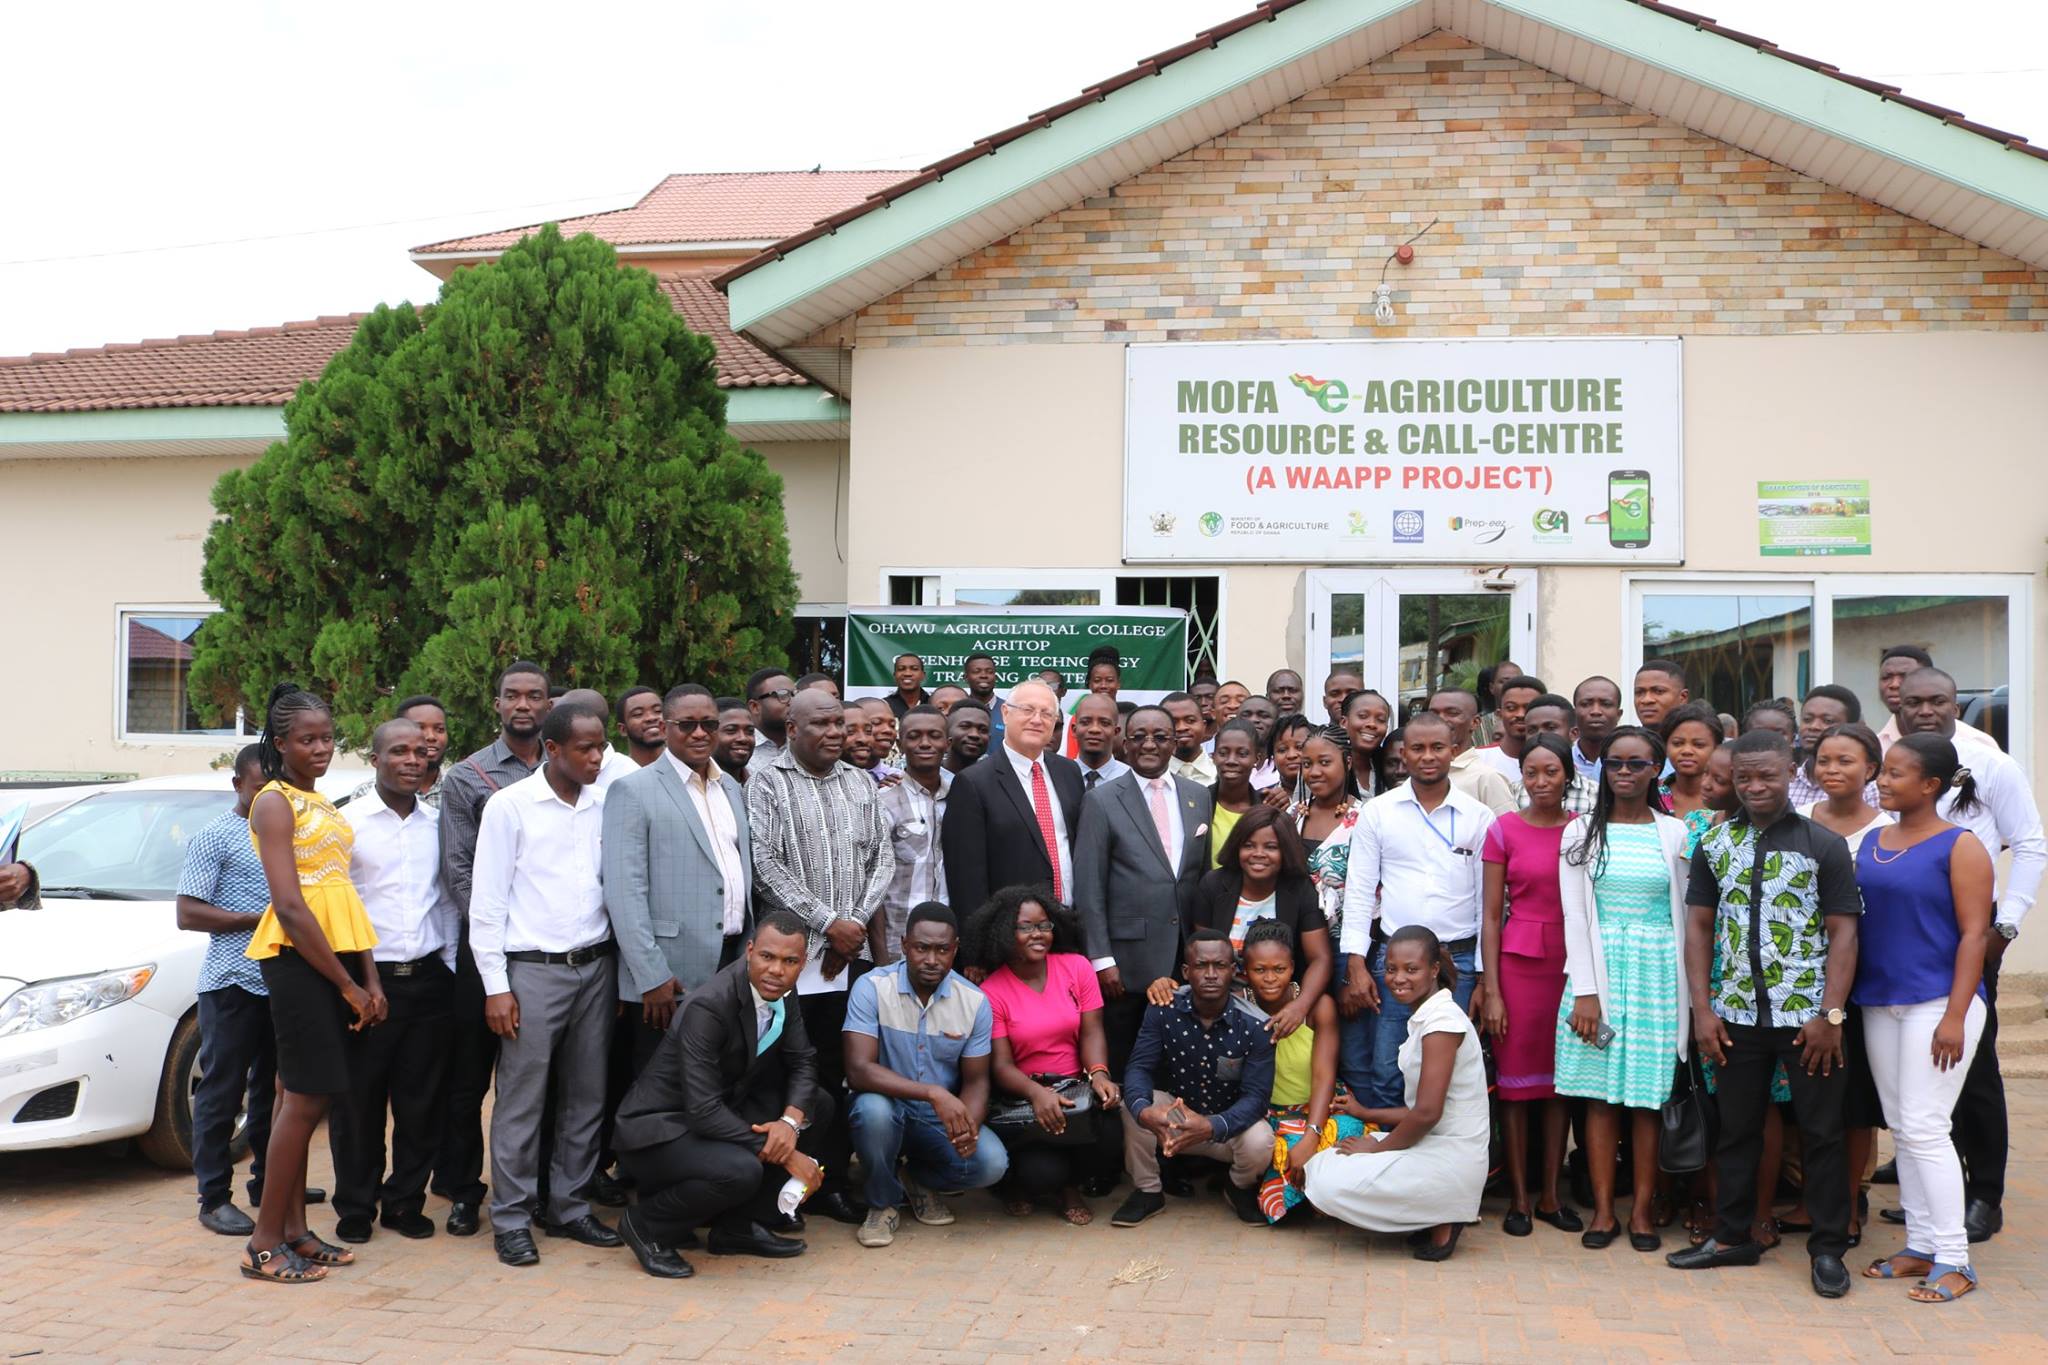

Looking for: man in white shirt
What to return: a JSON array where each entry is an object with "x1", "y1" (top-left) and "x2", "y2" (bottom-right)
[
  {"x1": 331, "y1": 717, "x2": 459, "y2": 1245},
  {"x1": 1428, "y1": 688, "x2": 1516, "y2": 814},
  {"x1": 1339, "y1": 711, "x2": 1496, "y2": 1107},
  {"x1": 1875, "y1": 645, "x2": 1993, "y2": 752},
  {"x1": 1164, "y1": 691, "x2": 1218, "y2": 785},
  {"x1": 1070, "y1": 692, "x2": 1130, "y2": 794},
  {"x1": 556, "y1": 687, "x2": 644, "y2": 790},
  {"x1": 1896, "y1": 666, "x2": 2045, "y2": 1239},
  {"x1": 470, "y1": 701, "x2": 624, "y2": 1267}
]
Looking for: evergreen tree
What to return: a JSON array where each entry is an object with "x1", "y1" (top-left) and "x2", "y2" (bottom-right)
[{"x1": 193, "y1": 225, "x2": 797, "y2": 752}]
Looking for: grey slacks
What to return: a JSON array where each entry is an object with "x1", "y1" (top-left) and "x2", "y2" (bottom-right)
[{"x1": 488, "y1": 956, "x2": 617, "y2": 1230}]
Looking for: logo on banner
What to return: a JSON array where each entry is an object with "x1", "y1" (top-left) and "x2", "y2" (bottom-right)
[
  {"x1": 1287, "y1": 373, "x2": 1351, "y2": 414},
  {"x1": 1149, "y1": 511, "x2": 1177, "y2": 536},
  {"x1": 1198, "y1": 512, "x2": 1225, "y2": 538},
  {"x1": 1448, "y1": 516, "x2": 1509, "y2": 545},
  {"x1": 1345, "y1": 511, "x2": 1370, "y2": 538},
  {"x1": 1392, "y1": 510, "x2": 1425, "y2": 544},
  {"x1": 1532, "y1": 507, "x2": 1572, "y2": 543}
]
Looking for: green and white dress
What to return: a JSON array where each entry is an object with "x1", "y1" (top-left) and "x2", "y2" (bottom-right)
[{"x1": 1554, "y1": 822, "x2": 1679, "y2": 1109}]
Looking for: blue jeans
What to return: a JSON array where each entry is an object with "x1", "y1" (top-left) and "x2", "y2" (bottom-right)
[
  {"x1": 848, "y1": 1092, "x2": 1009, "y2": 1210},
  {"x1": 1331, "y1": 953, "x2": 1376, "y2": 1097},
  {"x1": 1364, "y1": 940, "x2": 1478, "y2": 1108}
]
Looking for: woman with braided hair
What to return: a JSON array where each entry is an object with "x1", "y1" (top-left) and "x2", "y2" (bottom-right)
[
  {"x1": 240, "y1": 684, "x2": 385, "y2": 1283},
  {"x1": 1297, "y1": 722, "x2": 1373, "y2": 1096}
]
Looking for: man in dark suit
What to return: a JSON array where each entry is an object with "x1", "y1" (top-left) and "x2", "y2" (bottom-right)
[
  {"x1": 1074, "y1": 704, "x2": 1212, "y2": 1076},
  {"x1": 610, "y1": 911, "x2": 832, "y2": 1278},
  {"x1": 942, "y1": 679, "x2": 1084, "y2": 916}
]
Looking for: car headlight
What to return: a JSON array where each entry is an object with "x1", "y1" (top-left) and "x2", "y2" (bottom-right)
[{"x1": 0, "y1": 965, "x2": 156, "y2": 1037}]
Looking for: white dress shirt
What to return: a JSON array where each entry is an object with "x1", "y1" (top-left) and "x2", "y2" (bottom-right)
[
  {"x1": 342, "y1": 790, "x2": 456, "y2": 968},
  {"x1": 594, "y1": 747, "x2": 637, "y2": 789},
  {"x1": 751, "y1": 981, "x2": 778, "y2": 1042},
  {"x1": 1002, "y1": 740, "x2": 1073, "y2": 901},
  {"x1": 1077, "y1": 755, "x2": 1130, "y2": 793},
  {"x1": 1942, "y1": 731, "x2": 2046, "y2": 931},
  {"x1": 665, "y1": 749, "x2": 748, "y2": 935},
  {"x1": 1171, "y1": 749, "x2": 1219, "y2": 785},
  {"x1": 1339, "y1": 779, "x2": 1495, "y2": 956},
  {"x1": 1471, "y1": 745, "x2": 1524, "y2": 784},
  {"x1": 469, "y1": 767, "x2": 609, "y2": 996},
  {"x1": 1878, "y1": 714, "x2": 1990, "y2": 753}
]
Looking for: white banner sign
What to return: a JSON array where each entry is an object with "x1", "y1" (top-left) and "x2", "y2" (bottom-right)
[{"x1": 1123, "y1": 337, "x2": 1683, "y2": 564}]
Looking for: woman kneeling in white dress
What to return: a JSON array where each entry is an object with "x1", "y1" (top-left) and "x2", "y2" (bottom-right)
[{"x1": 1302, "y1": 925, "x2": 1490, "y2": 1260}]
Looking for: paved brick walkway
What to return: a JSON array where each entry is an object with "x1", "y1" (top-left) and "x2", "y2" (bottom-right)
[{"x1": 3, "y1": 1082, "x2": 2044, "y2": 1362}]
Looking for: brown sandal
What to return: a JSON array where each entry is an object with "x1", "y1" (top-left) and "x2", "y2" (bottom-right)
[
  {"x1": 241, "y1": 1242, "x2": 327, "y2": 1284},
  {"x1": 287, "y1": 1232, "x2": 355, "y2": 1266}
]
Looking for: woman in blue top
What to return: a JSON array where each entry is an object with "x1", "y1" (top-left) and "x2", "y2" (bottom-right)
[{"x1": 1856, "y1": 733, "x2": 1993, "y2": 1303}]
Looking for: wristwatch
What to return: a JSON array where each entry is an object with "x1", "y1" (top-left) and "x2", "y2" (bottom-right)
[
  {"x1": 1824, "y1": 1007, "x2": 1848, "y2": 1027},
  {"x1": 1995, "y1": 922, "x2": 2020, "y2": 942},
  {"x1": 776, "y1": 1114, "x2": 806, "y2": 1134}
]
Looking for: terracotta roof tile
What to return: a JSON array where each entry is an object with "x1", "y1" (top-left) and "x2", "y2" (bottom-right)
[
  {"x1": 412, "y1": 170, "x2": 912, "y2": 254},
  {"x1": 0, "y1": 283, "x2": 801, "y2": 412}
]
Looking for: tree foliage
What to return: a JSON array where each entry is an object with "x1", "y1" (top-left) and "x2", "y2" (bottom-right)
[{"x1": 192, "y1": 225, "x2": 797, "y2": 753}]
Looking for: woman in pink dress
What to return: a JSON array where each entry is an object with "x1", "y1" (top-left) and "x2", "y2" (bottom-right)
[{"x1": 1478, "y1": 733, "x2": 1583, "y2": 1236}]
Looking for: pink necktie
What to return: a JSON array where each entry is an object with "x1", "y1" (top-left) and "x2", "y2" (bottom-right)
[
  {"x1": 1149, "y1": 778, "x2": 1175, "y2": 867},
  {"x1": 1030, "y1": 761, "x2": 1064, "y2": 902}
]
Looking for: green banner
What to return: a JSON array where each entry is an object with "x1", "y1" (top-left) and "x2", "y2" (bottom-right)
[
  {"x1": 1758, "y1": 480, "x2": 1871, "y2": 557},
  {"x1": 845, "y1": 607, "x2": 1189, "y2": 703}
]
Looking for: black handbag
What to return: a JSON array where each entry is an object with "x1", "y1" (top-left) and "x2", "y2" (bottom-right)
[
  {"x1": 1658, "y1": 1054, "x2": 1717, "y2": 1174},
  {"x1": 987, "y1": 1074, "x2": 1098, "y2": 1148}
]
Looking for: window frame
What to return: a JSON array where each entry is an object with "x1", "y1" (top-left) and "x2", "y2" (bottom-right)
[
  {"x1": 1622, "y1": 572, "x2": 2031, "y2": 770},
  {"x1": 113, "y1": 603, "x2": 251, "y2": 745}
]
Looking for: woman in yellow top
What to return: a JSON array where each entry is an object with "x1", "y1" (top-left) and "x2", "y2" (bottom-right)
[
  {"x1": 1242, "y1": 921, "x2": 1365, "y2": 1224},
  {"x1": 240, "y1": 684, "x2": 384, "y2": 1284}
]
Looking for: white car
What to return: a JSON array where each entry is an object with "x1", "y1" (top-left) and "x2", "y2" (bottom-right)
[{"x1": 0, "y1": 767, "x2": 371, "y2": 1165}]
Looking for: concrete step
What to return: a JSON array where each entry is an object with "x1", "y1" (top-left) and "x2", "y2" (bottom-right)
[
  {"x1": 2000, "y1": 993, "x2": 2045, "y2": 1025},
  {"x1": 1996, "y1": 1017, "x2": 2048, "y2": 1058},
  {"x1": 2002, "y1": 1054, "x2": 2048, "y2": 1081},
  {"x1": 2001, "y1": 970, "x2": 2048, "y2": 1001}
]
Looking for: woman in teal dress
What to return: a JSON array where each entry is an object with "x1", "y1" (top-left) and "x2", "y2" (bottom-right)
[{"x1": 1555, "y1": 727, "x2": 1693, "y2": 1253}]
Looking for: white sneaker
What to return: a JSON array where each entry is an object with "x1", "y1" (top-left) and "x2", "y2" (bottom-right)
[
  {"x1": 856, "y1": 1205, "x2": 900, "y2": 1248},
  {"x1": 902, "y1": 1172, "x2": 956, "y2": 1226}
]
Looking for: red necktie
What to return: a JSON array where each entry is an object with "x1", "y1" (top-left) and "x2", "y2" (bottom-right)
[{"x1": 1031, "y1": 760, "x2": 1064, "y2": 901}]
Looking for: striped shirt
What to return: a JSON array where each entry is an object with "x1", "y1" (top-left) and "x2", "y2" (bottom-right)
[
  {"x1": 877, "y1": 770, "x2": 951, "y2": 958},
  {"x1": 745, "y1": 748, "x2": 893, "y2": 990},
  {"x1": 176, "y1": 809, "x2": 270, "y2": 996}
]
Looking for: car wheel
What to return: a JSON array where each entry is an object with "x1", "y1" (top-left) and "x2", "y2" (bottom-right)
[{"x1": 137, "y1": 1011, "x2": 252, "y2": 1170}]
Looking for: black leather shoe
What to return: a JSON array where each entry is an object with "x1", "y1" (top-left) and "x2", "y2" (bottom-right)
[
  {"x1": 1965, "y1": 1199, "x2": 2002, "y2": 1243},
  {"x1": 584, "y1": 1171, "x2": 628, "y2": 1208},
  {"x1": 446, "y1": 1201, "x2": 481, "y2": 1237},
  {"x1": 494, "y1": 1228, "x2": 540, "y2": 1266},
  {"x1": 1162, "y1": 1174, "x2": 1195, "y2": 1198},
  {"x1": 334, "y1": 1214, "x2": 374, "y2": 1244},
  {"x1": 1503, "y1": 1209, "x2": 1533, "y2": 1237},
  {"x1": 1879, "y1": 1207, "x2": 1906, "y2": 1225},
  {"x1": 380, "y1": 1209, "x2": 435, "y2": 1239},
  {"x1": 197, "y1": 1202, "x2": 255, "y2": 1237},
  {"x1": 707, "y1": 1221, "x2": 806, "y2": 1258},
  {"x1": 619, "y1": 1210, "x2": 694, "y2": 1279},
  {"x1": 1111, "y1": 1190, "x2": 1167, "y2": 1227},
  {"x1": 1580, "y1": 1224, "x2": 1619, "y2": 1250},
  {"x1": 1533, "y1": 1204, "x2": 1584, "y2": 1233},
  {"x1": 1630, "y1": 1229, "x2": 1663, "y2": 1253},
  {"x1": 810, "y1": 1192, "x2": 866, "y2": 1226},
  {"x1": 1666, "y1": 1238, "x2": 1762, "y2": 1270},
  {"x1": 306, "y1": 1187, "x2": 327, "y2": 1205},
  {"x1": 770, "y1": 1209, "x2": 805, "y2": 1235},
  {"x1": 1870, "y1": 1158, "x2": 1898, "y2": 1185},
  {"x1": 1079, "y1": 1174, "x2": 1119, "y2": 1199},
  {"x1": 1811, "y1": 1253, "x2": 1851, "y2": 1298},
  {"x1": 1225, "y1": 1181, "x2": 1264, "y2": 1225},
  {"x1": 541, "y1": 1214, "x2": 623, "y2": 1248}
]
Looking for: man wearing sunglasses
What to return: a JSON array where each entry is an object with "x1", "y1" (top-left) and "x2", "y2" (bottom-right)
[{"x1": 603, "y1": 684, "x2": 754, "y2": 1076}]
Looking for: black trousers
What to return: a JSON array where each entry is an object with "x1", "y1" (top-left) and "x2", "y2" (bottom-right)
[
  {"x1": 1954, "y1": 951, "x2": 2007, "y2": 1207},
  {"x1": 431, "y1": 923, "x2": 498, "y2": 1206},
  {"x1": 618, "y1": 1092, "x2": 835, "y2": 1244},
  {"x1": 191, "y1": 984, "x2": 276, "y2": 1211},
  {"x1": 797, "y1": 966, "x2": 868, "y2": 1198},
  {"x1": 1713, "y1": 1021, "x2": 1850, "y2": 1259},
  {"x1": 1101, "y1": 992, "x2": 1147, "y2": 1088},
  {"x1": 1005, "y1": 1116, "x2": 1123, "y2": 1200},
  {"x1": 329, "y1": 958, "x2": 454, "y2": 1221}
]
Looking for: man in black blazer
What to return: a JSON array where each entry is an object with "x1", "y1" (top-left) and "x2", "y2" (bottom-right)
[
  {"x1": 941, "y1": 679, "x2": 1085, "y2": 915},
  {"x1": 611, "y1": 911, "x2": 832, "y2": 1278},
  {"x1": 1074, "y1": 705, "x2": 1212, "y2": 1075}
]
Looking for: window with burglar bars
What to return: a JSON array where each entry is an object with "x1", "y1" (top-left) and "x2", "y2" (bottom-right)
[{"x1": 1117, "y1": 575, "x2": 1220, "y2": 681}]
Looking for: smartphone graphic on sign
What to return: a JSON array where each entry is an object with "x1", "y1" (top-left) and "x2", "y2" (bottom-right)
[{"x1": 1607, "y1": 470, "x2": 1651, "y2": 549}]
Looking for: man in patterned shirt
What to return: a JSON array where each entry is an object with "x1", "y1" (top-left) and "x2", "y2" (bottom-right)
[
  {"x1": 176, "y1": 746, "x2": 285, "y2": 1236},
  {"x1": 745, "y1": 688, "x2": 893, "y2": 1225},
  {"x1": 1670, "y1": 729, "x2": 1863, "y2": 1299}
]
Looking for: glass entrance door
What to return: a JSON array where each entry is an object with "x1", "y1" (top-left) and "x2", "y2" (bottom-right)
[{"x1": 1308, "y1": 571, "x2": 1536, "y2": 722}]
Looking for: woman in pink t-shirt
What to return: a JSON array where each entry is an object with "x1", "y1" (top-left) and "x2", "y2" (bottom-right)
[{"x1": 970, "y1": 885, "x2": 1122, "y2": 1225}]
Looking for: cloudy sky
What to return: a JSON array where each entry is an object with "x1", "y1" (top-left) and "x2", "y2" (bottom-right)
[{"x1": 3, "y1": 0, "x2": 2043, "y2": 356}]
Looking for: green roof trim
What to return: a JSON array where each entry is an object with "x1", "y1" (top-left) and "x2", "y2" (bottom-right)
[
  {"x1": 0, "y1": 406, "x2": 288, "y2": 446},
  {"x1": 725, "y1": 387, "x2": 850, "y2": 427}
]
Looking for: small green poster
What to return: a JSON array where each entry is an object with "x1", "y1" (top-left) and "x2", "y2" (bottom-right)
[{"x1": 1758, "y1": 480, "x2": 1870, "y2": 557}]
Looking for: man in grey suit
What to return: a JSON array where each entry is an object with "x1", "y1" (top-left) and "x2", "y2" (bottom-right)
[
  {"x1": 602, "y1": 684, "x2": 753, "y2": 1074},
  {"x1": 1075, "y1": 704, "x2": 1213, "y2": 1079}
]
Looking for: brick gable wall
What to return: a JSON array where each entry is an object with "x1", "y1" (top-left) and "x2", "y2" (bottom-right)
[{"x1": 852, "y1": 32, "x2": 2048, "y2": 345}]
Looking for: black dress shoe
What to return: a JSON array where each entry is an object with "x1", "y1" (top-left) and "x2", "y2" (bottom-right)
[
  {"x1": 1879, "y1": 1207, "x2": 1906, "y2": 1225},
  {"x1": 380, "y1": 1209, "x2": 435, "y2": 1239},
  {"x1": 306, "y1": 1187, "x2": 327, "y2": 1205},
  {"x1": 584, "y1": 1171, "x2": 628, "y2": 1208},
  {"x1": 1811, "y1": 1253, "x2": 1851, "y2": 1298},
  {"x1": 1225, "y1": 1181, "x2": 1264, "y2": 1225},
  {"x1": 446, "y1": 1202, "x2": 481, "y2": 1237},
  {"x1": 1580, "y1": 1224, "x2": 1619, "y2": 1250},
  {"x1": 1870, "y1": 1158, "x2": 1898, "y2": 1185},
  {"x1": 619, "y1": 1210, "x2": 694, "y2": 1279},
  {"x1": 810, "y1": 1192, "x2": 866, "y2": 1225},
  {"x1": 1533, "y1": 1204, "x2": 1584, "y2": 1233},
  {"x1": 771, "y1": 1209, "x2": 805, "y2": 1235},
  {"x1": 541, "y1": 1214, "x2": 623, "y2": 1248},
  {"x1": 1666, "y1": 1238, "x2": 1762, "y2": 1270},
  {"x1": 707, "y1": 1221, "x2": 806, "y2": 1258},
  {"x1": 334, "y1": 1214, "x2": 374, "y2": 1244},
  {"x1": 1079, "y1": 1174, "x2": 1119, "y2": 1199},
  {"x1": 1965, "y1": 1199, "x2": 2002, "y2": 1243},
  {"x1": 1503, "y1": 1209, "x2": 1533, "y2": 1238},
  {"x1": 494, "y1": 1228, "x2": 540, "y2": 1266},
  {"x1": 1630, "y1": 1229, "x2": 1663, "y2": 1253},
  {"x1": 1162, "y1": 1174, "x2": 1195, "y2": 1198},
  {"x1": 197, "y1": 1202, "x2": 255, "y2": 1237}
]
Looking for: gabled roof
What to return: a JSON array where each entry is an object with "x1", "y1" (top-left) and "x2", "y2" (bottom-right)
[
  {"x1": 720, "y1": 0, "x2": 2048, "y2": 347},
  {"x1": 655, "y1": 277, "x2": 805, "y2": 387},
  {"x1": 411, "y1": 170, "x2": 912, "y2": 256}
]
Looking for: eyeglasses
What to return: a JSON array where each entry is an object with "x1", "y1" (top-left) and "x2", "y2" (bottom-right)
[
  {"x1": 668, "y1": 718, "x2": 717, "y2": 734},
  {"x1": 751, "y1": 688, "x2": 795, "y2": 702},
  {"x1": 1608, "y1": 757, "x2": 1659, "y2": 773},
  {"x1": 1007, "y1": 704, "x2": 1058, "y2": 722},
  {"x1": 1015, "y1": 921, "x2": 1055, "y2": 937}
]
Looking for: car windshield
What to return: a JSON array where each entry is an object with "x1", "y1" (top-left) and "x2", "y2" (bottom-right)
[{"x1": 20, "y1": 790, "x2": 234, "y2": 900}]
